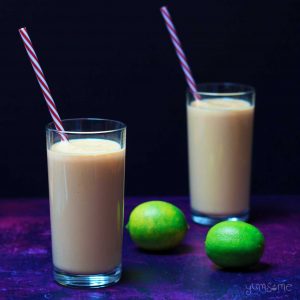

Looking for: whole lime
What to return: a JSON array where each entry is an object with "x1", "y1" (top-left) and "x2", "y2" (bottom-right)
[
  {"x1": 126, "y1": 201, "x2": 188, "y2": 251},
  {"x1": 205, "y1": 221, "x2": 265, "y2": 268}
]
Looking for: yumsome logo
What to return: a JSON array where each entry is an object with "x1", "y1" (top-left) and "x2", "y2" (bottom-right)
[{"x1": 245, "y1": 282, "x2": 293, "y2": 295}]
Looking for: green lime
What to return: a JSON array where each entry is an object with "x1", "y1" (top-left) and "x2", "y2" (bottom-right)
[
  {"x1": 126, "y1": 201, "x2": 188, "y2": 251},
  {"x1": 205, "y1": 221, "x2": 265, "y2": 268}
]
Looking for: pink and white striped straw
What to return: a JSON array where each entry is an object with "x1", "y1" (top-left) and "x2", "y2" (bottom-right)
[
  {"x1": 160, "y1": 6, "x2": 201, "y2": 100},
  {"x1": 18, "y1": 27, "x2": 68, "y2": 141}
]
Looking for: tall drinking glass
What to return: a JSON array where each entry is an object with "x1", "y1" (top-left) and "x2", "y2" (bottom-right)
[
  {"x1": 187, "y1": 83, "x2": 255, "y2": 225},
  {"x1": 46, "y1": 118, "x2": 126, "y2": 287}
]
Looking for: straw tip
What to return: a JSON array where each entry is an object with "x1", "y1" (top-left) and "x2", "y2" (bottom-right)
[
  {"x1": 160, "y1": 6, "x2": 167, "y2": 11},
  {"x1": 18, "y1": 27, "x2": 27, "y2": 32}
]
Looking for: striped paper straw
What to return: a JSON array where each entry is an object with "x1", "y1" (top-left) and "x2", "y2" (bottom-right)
[
  {"x1": 18, "y1": 27, "x2": 68, "y2": 141},
  {"x1": 160, "y1": 6, "x2": 201, "y2": 100}
]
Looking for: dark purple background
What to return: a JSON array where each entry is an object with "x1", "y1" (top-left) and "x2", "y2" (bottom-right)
[
  {"x1": 0, "y1": 0, "x2": 300, "y2": 197},
  {"x1": 1, "y1": 196, "x2": 299, "y2": 299}
]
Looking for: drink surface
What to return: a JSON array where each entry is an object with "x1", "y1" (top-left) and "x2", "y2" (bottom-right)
[
  {"x1": 47, "y1": 139, "x2": 125, "y2": 274},
  {"x1": 50, "y1": 138, "x2": 122, "y2": 154},
  {"x1": 190, "y1": 98, "x2": 252, "y2": 110},
  {"x1": 187, "y1": 98, "x2": 254, "y2": 215}
]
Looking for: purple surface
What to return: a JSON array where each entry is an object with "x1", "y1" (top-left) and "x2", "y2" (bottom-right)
[{"x1": 0, "y1": 196, "x2": 300, "y2": 299}]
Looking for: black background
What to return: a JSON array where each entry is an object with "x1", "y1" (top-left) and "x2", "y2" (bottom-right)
[{"x1": 1, "y1": 0, "x2": 300, "y2": 197}]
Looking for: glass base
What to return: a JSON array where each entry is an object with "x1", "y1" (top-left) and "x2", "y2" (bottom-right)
[
  {"x1": 53, "y1": 264, "x2": 121, "y2": 288},
  {"x1": 191, "y1": 210, "x2": 249, "y2": 226}
]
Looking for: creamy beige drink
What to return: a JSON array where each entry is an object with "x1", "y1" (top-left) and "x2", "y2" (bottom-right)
[
  {"x1": 47, "y1": 138, "x2": 125, "y2": 274},
  {"x1": 187, "y1": 99, "x2": 254, "y2": 217}
]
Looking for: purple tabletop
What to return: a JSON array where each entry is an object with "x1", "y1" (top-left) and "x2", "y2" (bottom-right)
[{"x1": 0, "y1": 196, "x2": 299, "y2": 299}]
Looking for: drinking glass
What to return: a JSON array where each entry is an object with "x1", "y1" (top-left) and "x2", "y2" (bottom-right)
[
  {"x1": 187, "y1": 83, "x2": 255, "y2": 225},
  {"x1": 46, "y1": 118, "x2": 126, "y2": 287}
]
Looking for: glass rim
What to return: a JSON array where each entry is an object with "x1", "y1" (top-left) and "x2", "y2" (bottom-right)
[
  {"x1": 187, "y1": 82, "x2": 255, "y2": 97},
  {"x1": 46, "y1": 118, "x2": 126, "y2": 135}
]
